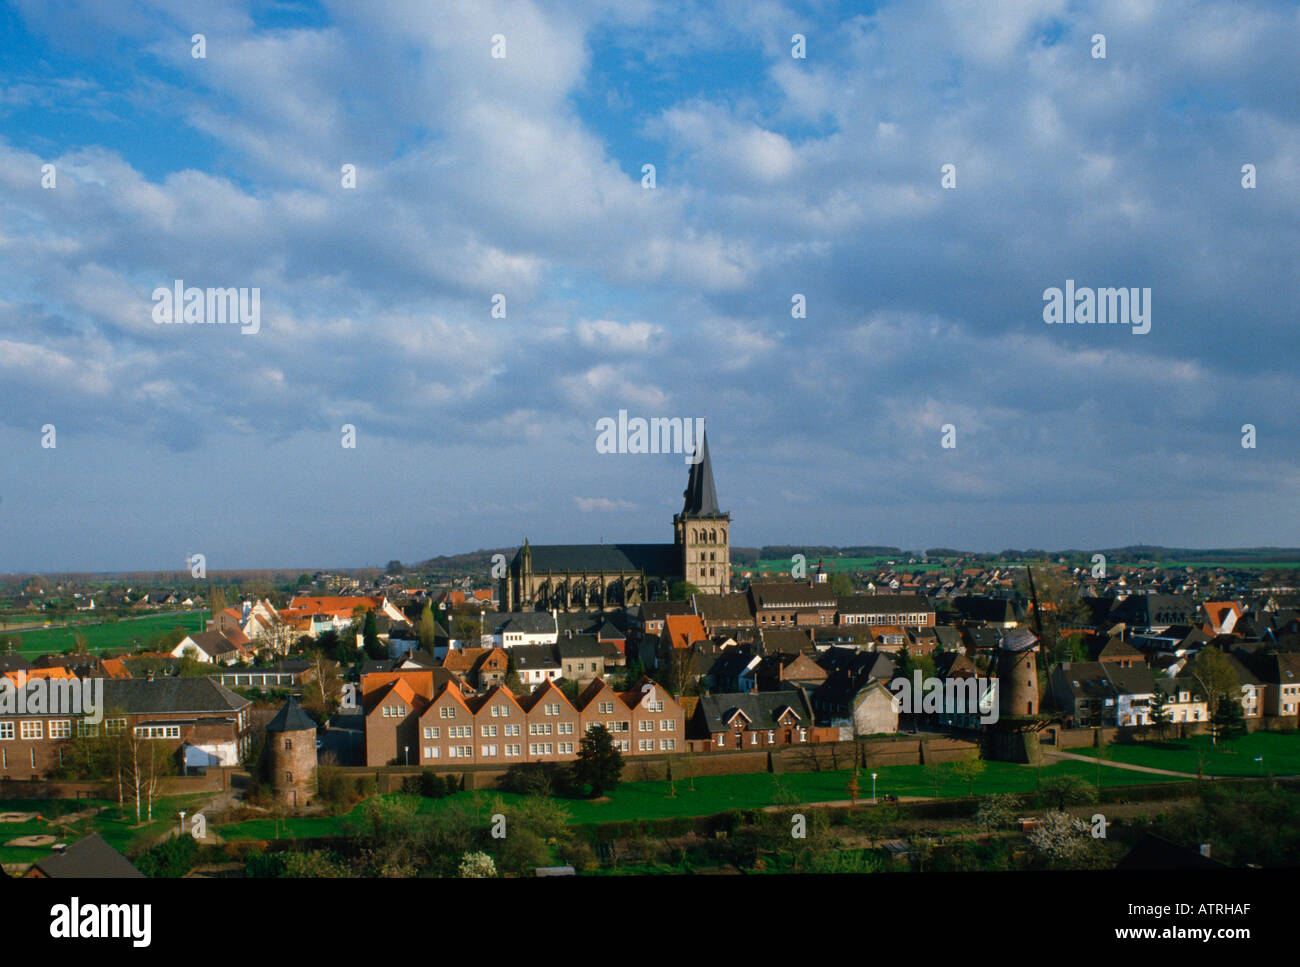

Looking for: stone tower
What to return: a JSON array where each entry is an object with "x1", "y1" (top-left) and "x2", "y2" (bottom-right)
[
  {"x1": 673, "y1": 429, "x2": 731, "y2": 596},
  {"x1": 996, "y1": 628, "x2": 1041, "y2": 718},
  {"x1": 266, "y1": 696, "x2": 318, "y2": 808}
]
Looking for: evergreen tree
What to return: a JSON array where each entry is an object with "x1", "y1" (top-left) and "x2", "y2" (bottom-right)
[{"x1": 573, "y1": 724, "x2": 623, "y2": 798}]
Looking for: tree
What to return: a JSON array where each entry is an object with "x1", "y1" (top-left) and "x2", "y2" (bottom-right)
[
  {"x1": 1191, "y1": 648, "x2": 1240, "y2": 741},
  {"x1": 1148, "y1": 688, "x2": 1173, "y2": 740},
  {"x1": 362, "y1": 610, "x2": 383, "y2": 659},
  {"x1": 1211, "y1": 695, "x2": 1245, "y2": 746},
  {"x1": 386, "y1": 560, "x2": 404, "y2": 576},
  {"x1": 668, "y1": 580, "x2": 700, "y2": 602},
  {"x1": 210, "y1": 585, "x2": 227, "y2": 618},
  {"x1": 1039, "y1": 774, "x2": 1096, "y2": 811},
  {"x1": 829, "y1": 572, "x2": 853, "y2": 596},
  {"x1": 973, "y1": 794, "x2": 1019, "y2": 835},
  {"x1": 951, "y1": 755, "x2": 986, "y2": 795},
  {"x1": 301, "y1": 650, "x2": 343, "y2": 720},
  {"x1": 416, "y1": 602, "x2": 438, "y2": 653},
  {"x1": 572, "y1": 724, "x2": 623, "y2": 798},
  {"x1": 1028, "y1": 810, "x2": 1090, "y2": 863},
  {"x1": 458, "y1": 851, "x2": 497, "y2": 878}
]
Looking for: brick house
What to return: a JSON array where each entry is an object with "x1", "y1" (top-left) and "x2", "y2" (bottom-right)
[
  {"x1": 0, "y1": 677, "x2": 251, "y2": 779},
  {"x1": 416, "y1": 681, "x2": 477, "y2": 765},
  {"x1": 692, "y1": 688, "x2": 815, "y2": 750},
  {"x1": 521, "y1": 680, "x2": 581, "y2": 761}
]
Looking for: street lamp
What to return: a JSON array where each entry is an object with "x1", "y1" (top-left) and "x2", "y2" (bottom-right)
[
  {"x1": 178, "y1": 810, "x2": 186, "y2": 837},
  {"x1": 404, "y1": 745, "x2": 410, "y2": 765},
  {"x1": 871, "y1": 772, "x2": 878, "y2": 803}
]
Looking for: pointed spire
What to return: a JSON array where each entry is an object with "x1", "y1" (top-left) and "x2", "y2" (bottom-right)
[{"x1": 682, "y1": 428, "x2": 721, "y2": 516}]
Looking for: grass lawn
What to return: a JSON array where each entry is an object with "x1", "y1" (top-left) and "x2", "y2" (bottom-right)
[
  {"x1": 1, "y1": 611, "x2": 208, "y2": 657},
  {"x1": 215, "y1": 759, "x2": 1182, "y2": 842},
  {"x1": 0, "y1": 794, "x2": 212, "y2": 866},
  {"x1": 1068, "y1": 731, "x2": 1300, "y2": 777}
]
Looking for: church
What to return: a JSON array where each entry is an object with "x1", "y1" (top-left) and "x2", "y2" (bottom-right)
[{"x1": 500, "y1": 431, "x2": 731, "y2": 611}]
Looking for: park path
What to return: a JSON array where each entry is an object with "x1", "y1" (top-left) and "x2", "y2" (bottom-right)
[{"x1": 1042, "y1": 749, "x2": 1216, "y2": 780}]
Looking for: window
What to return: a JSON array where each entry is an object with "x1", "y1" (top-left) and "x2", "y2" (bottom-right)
[
  {"x1": 647, "y1": 700, "x2": 664, "y2": 712},
  {"x1": 76, "y1": 721, "x2": 98, "y2": 738},
  {"x1": 105, "y1": 718, "x2": 126, "y2": 735},
  {"x1": 545, "y1": 703, "x2": 560, "y2": 716},
  {"x1": 423, "y1": 726, "x2": 440, "y2": 739},
  {"x1": 449, "y1": 746, "x2": 472, "y2": 758},
  {"x1": 716, "y1": 734, "x2": 725, "y2": 747},
  {"x1": 284, "y1": 738, "x2": 293, "y2": 750},
  {"x1": 20, "y1": 721, "x2": 43, "y2": 740},
  {"x1": 639, "y1": 720, "x2": 653, "y2": 732},
  {"x1": 481, "y1": 725, "x2": 498, "y2": 737},
  {"x1": 0, "y1": 722, "x2": 13, "y2": 740},
  {"x1": 661, "y1": 739, "x2": 676, "y2": 751},
  {"x1": 425, "y1": 746, "x2": 439, "y2": 759},
  {"x1": 558, "y1": 722, "x2": 573, "y2": 734},
  {"x1": 660, "y1": 719, "x2": 672, "y2": 731},
  {"x1": 767, "y1": 730, "x2": 776, "y2": 743},
  {"x1": 504, "y1": 723, "x2": 520, "y2": 736},
  {"x1": 506, "y1": 744, "x2": 520, "y2": 757},
  {"x1": 481, "y1": 745, "x2": 498, "y2": 757},
  {"x1": 440, "y1": 706, "x2": 455, "y2": 719},
  {"x1": 639, "y1": 739, "x2": 654, "y2": 751},
  {"x1": 559, "y1": 742, "x2": 573, "y2": 755},
  {"x1": 598, "y1": 701, "x2": 614, "y2": 714},
  {"x1": 135, "y1": 725, "x2": 181, "y2": 739}
]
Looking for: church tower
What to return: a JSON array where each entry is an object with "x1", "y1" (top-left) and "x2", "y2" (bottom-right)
[{"x1": 673, "y1": 429, "x2": 731, "y2": 596}]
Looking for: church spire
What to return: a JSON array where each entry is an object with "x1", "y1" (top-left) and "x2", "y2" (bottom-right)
[{"x1": 681, "y1": 428, "x2": 721, "y2": 516}]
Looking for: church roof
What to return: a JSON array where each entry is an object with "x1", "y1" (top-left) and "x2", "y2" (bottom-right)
[
  {"x1": 681, "y1": 430, "x2": 724, "y2": 517},
  {"x1": 520, "y1": 543, "x2": 681, "y2": 576}
]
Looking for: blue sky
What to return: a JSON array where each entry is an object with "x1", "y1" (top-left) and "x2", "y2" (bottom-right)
[{"x1": 1, "y1": 0, "x2": 1297, "y2": 573}]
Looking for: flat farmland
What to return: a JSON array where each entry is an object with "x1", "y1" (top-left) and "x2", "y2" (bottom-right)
[{"x1": 1, "y1": 611, "x2": 208, "y2": 657}]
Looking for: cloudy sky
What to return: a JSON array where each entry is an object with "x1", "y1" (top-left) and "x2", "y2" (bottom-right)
[{"x1": 1, "y1": 0, "x2": 1297, "y2": 574}]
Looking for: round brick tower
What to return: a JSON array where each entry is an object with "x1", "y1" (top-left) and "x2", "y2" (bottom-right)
[
  {"x1": 266, "y1": 697, "x2": 318, "y2": 808},
  {"x1": 996, "y1": 629, "x2": 1040, "y2": 718}
]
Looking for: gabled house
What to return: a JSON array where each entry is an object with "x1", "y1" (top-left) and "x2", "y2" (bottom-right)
[
  {"x1": 521, "y1": 679, "x2": 581, "y2": 761},
  {"x1": 692, "y1": 688, "x2": 814, "y2": 750}
]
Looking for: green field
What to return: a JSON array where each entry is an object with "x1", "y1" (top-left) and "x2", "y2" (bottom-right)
[
  {"x1": 0, "y1": 794, "x2": 212, "y2": 866},
  {"x1": 0, "y1": 611, "x2": 208, "y2": 657},
  {"x1": 1068, "y1": 731, "x2": 1300, "y2": 777},
  {"x1": 215, "y1": 759, "x2": 1179, "y2": 841}
]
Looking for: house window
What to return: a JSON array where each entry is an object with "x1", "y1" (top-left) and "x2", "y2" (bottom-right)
[
  {"x1": 661, "y1": 739, "x2": 675, "y2": 751},
  {"x1": 20, "y1": 721, "x2": 43, "y2": 740},
  {"x1": 767, "y1": 730, "x2": 776, "y2": 743},
  {"x1": 599, "y1": 701, "x2": 614, "y2": 714},
  {"x1": 423, "y1": 726, "x2": 440, "y2": 739},
  {"x1": 76, "y1": 721, "x2": 98, "y2": 738},
  {"x1": 440, "y1": 706, "x2": 455, "y2": 719},
  {"x1": 425, "y1": 746, "x2": 439, "y2": 759},
  {"x1": 0, "y1": 722, "x2": 13, "y2": 740},
  {"x1": 106, "y1": 718, "x2": 126, "y2": 735}
]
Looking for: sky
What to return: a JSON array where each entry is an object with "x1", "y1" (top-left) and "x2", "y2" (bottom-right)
[{"x1": 0, "y1": 0, "x2": 1297, "y2": 574}]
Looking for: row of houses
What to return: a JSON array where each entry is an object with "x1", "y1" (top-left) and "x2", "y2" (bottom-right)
[
  {"x1": 1050, "y1": 649, "x2": 1300, "y2": 728},
  {"x1": 362, "y1": 672, "x2": 689, "y2": 766}
]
